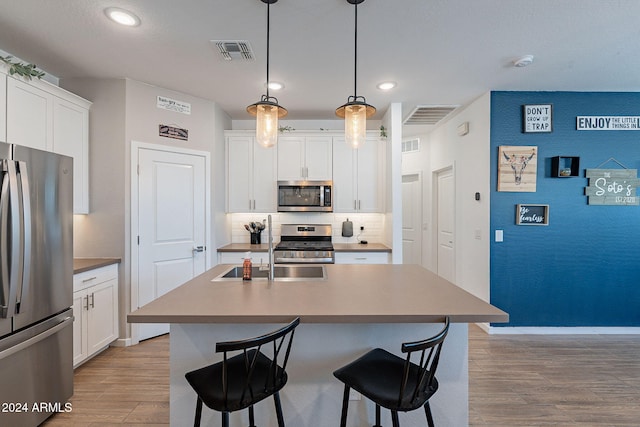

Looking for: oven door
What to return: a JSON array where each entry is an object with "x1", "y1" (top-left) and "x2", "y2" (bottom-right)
[{"x1": 277, "y1": 181, "x2": 332, "y2": 212}]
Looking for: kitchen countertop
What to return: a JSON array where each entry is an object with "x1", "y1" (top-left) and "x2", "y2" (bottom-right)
[
  {"x1": 217, "y1": 243, "x2": 391, "y2": 252},
  {"x1": 73, "y1": 258, "x2": 121, "y2": 274},
  {"x1": 128, "y1": 263, "x2": 507, "y2": 324}
]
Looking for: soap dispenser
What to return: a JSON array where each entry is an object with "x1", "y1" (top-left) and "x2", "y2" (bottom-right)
[{"x1": 242, "y1": 252, "x2": 252, "y2": 281}]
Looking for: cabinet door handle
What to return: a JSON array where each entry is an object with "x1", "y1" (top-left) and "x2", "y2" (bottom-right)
[
  {"x1": 90, "y1": 293, "x2": 95, "y2": 308},
  {"x1": 354, "y1": 200, "x2": 357, "y2": 210},
  {"x1": 83, "y1": 295, "x2": 89, "y2": 311},
  {"x1": 358, "y1": 200, "x2": 361, "y2": 210}
]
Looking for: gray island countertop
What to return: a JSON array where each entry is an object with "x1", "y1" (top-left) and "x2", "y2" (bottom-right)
[{"x1": 128, "y1": 263, "x2": 507, "y2": 324}]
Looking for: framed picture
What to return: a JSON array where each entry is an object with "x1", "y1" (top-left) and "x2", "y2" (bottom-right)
[
  {"x1": 522, "y1": 104, "x2": 552, "y2": 133},
  {"x1": 516, "y1": 204, "x2": 549, "y2": 225},
  {"x1": 498, "y1": 146, "x2": 538, "y2": 192}
]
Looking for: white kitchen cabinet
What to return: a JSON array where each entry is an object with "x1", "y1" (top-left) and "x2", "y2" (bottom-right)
[
  {"x1": 335, "y1": 252, "x2": 390, "y2": 264},
  {"x1": 53, "y1": 97, "x2": 90, "y2": 213},
  {"x1": 218, "y1": 251, "x2": 269, "y2": 265},
  {"x1": 73, "y1": 264, "x2": 119, "y2": 367},
  {"x1": 0, "y1": 72, "x2": 6, "y2": 142},
  {"x1": 226, "y1": 133, "x2": 277, "y2": 212},
  {"x1": 277, "y1": 135, "x2": 332, "y2": 181},
  {"x1": 6, "y1": 77, "x2": 52, "y2": 151},
  {"x1": 5, "y1": 74, "x2": 91, "y2": 213},
  {"x1": 333, "y1": 136, "x2": 384, "y2": 212}
]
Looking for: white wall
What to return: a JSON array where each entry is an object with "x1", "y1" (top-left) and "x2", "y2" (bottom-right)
[
  {"x1": 62, "y1": 77, "x2": 231, "y2": 342},
  {"x1": 403, "y1": 93, "x2": 491, "y2": 301}
]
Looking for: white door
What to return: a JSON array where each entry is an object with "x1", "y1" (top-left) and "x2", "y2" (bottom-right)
[
  {"x1": 402, "y1": 173, "x2": 422, "y2": 265},
  {"x1": 436, "y1": 168, "x2": 455, "y2": 283},
  {"x1": 137, "y1": 148, "x2": 207, "y2": 340}
]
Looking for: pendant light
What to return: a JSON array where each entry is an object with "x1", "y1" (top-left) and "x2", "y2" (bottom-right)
[
  {"x1": 247, "y1": 0, "x2": 287, "y2": 148},
  {"x1": 335, "y1": 0, "x2": 376, "y2": 149}
]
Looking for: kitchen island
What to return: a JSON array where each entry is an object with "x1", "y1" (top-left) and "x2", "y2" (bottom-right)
[{"x1": 128, "y1": 264, "x2": 507, "y2": 426}]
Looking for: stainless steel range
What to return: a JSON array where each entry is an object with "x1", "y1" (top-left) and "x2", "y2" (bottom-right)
[{"x1": 274, "y1": 224, "x2": 334, "y2": 264}]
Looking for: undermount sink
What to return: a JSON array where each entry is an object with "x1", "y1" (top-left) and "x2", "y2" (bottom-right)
[{"x1": 212, "y1": 265, "x2": 327, "y2": 281}]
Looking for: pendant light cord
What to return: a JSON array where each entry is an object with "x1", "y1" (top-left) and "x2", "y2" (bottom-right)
[
  {"x1": 266, "y1": 1, "x2": 271, "y2": 99},
  {"x1": 353, "y1": 1, "x2": 358, "y2": 98}
]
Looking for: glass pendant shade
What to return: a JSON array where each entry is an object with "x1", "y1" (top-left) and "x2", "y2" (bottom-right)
[
  {"x1": 256, "y1": 103, "x2": 279, "y2": 148},
  {"x1": 345, "y1": 104, "x2": 366, "y2": 148}
]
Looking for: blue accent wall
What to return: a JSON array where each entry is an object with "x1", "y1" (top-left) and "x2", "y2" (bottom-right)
[{"x1": 490, "y1": 92, "x2": 640, "y2": 327}]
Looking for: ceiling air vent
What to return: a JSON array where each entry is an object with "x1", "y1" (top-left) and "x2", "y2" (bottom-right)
[
  {"x1": 403, "y1": 105, "x2": 459, "y2": 126},
  {"x1": 211, "y1": 40, "x2": 255, "y2": 61}
]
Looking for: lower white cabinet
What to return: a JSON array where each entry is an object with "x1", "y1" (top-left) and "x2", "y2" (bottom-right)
[
  {"x1": 335, "y1": 252, "x2": 390, "y2": 264},
  {"x1": 73, "y1": 264, "x2": 119, "y2": 367}
]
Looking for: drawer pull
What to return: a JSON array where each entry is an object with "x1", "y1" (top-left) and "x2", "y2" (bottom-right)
[{"x1": 82, "y1": 276, "x2": 97, "y2": 283}]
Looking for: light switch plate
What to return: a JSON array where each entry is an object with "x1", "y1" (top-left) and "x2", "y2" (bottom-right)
[{"x1": 495, "y1": 230, "x2": 504, "y2": 242}]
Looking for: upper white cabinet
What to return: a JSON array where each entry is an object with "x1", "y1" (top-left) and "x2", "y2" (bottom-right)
[
  {"x1": 333, "y1": 136, "x2": 384, "y2": 213},
  {"x1": 0, "y1": 72, "x2": 6, "y2": 143},
  {"x1": 4, "y1": 73, "x2": 91, "y2": 213},
  {"x1": 53, "y1": 97, "x2": 90, "y2": 213},
  {"x1": 226, "y1": 133, "x2": 277, "y2": 212},
  {"x1": 277, "y1": 135, "x2": 332, "y2": 181},
  {"x1": 6, "y1": 77, "x2": 52, "y2": 151}
]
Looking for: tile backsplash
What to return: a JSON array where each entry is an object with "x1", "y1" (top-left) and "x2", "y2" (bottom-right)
[{"x1": 229, "y1": 213, "x2": 385, "y2": 244}]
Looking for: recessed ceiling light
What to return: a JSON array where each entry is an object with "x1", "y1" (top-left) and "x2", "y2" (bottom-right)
[
  {"x1": 377, "y1": 81, "x2": 397, "y2": 91},
  {"x1": 104, "y1": 7, "x2": 141, "y2": 27},
  {"x1": 513, "y1": 55, "x2": 534, "y2": 68},
  {"x1": 265, "y1": 81, "x2": 284, "y2": 91}
]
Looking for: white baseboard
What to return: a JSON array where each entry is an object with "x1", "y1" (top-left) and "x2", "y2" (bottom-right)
[
  {"x1": 487, "y1": 326, "x2": 640, "y2": 335},
  {"x1": 112, "y1": 337, "x2": 133, "y2": 347}
]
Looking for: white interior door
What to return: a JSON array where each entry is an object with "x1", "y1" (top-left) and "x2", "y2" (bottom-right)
[
  {"x1": 137, "y1": 148, "x2": 207, "y2": 340},
  {"x1": 436, "y1": 168, "x2": 455, "y2": 283},
  {"x1": 402, "y1": 173, "x2": 422, "y2": 265}
]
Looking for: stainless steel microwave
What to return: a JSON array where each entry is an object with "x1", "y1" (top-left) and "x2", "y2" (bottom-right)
[{"x1": 277, "y1": 181, "x2": 333, "y2": 212}]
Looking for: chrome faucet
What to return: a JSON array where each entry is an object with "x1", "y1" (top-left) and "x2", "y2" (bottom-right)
[{"x1": 267, "y1": 215, "x2": 274, "y2": 281}]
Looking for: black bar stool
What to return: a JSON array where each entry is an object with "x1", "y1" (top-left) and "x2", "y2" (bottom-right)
[
  {"x1": 184, "y1": 317, "x2": 300, "y2": 427},
  {"x1": 333, "y1": 317, "x2": 450, "y2": 427}
]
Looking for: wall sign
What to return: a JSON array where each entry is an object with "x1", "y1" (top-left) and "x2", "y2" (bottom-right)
[
  {"x1": 159, "y1": 124, "x2": 188, "y2": 141},
  {"x1": 585, "y1": 169, "x2": 639, "y2": 205},
  {"x1": 576, "y1": 116, "x2": 640, "y2": 130},
  {"x1": 498, "y1": 146, "x2": 538, "y2": 192},
  {"x1": 516, "y1": 204, "x2": 549, "y2": 225},
  {"x1": 522, "y1": 104, "x2": 552, "y2": 133},
  {"x1": 157, "y1": 95, "x2": 191, "y2": 115}
]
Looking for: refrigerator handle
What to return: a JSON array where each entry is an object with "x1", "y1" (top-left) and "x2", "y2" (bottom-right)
[
  {"x1": 15, "y1": 161, "x2": 31, "y2": 314},
  {"x1": 0, "y1": 161, "x2": 10, "y2": 317},
  {"x1": 0, "y1": 161, "x2": 20, "y2": 319}
]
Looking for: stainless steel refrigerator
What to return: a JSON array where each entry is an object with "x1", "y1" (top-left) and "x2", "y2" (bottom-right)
[{"x1": 0, "y1": 142, "x2": 74, "y2": 427}]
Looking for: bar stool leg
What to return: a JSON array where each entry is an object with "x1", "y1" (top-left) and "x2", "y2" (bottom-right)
[
  {"x1": 340, "y1": 385, "x2": 350, "y2": 427},
  {"x1": 194, "y1": 398, "x2": 203, "y2": 427},
  {"x1": 222, "y1": 412, "x2": 230, "y2": 427},
  {"x1": 424, "y1": 401, "x2": 435, "y2": 427},
  {"x1": 373, "y1": 403, "x2": 382, "y2": 427},
  {"x1": 248, "y1": 404, "x2": 256, "y2": 427},
  {"x1": 274, "y1": 391, "x2": 285, "y2": 427},
  {"x1": 391, "y1": 410, "x2": 400, "y2": 427}
]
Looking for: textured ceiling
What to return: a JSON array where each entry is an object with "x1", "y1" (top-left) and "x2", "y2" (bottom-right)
[{"x1": 1, "y1": 0, "x2": 639, "y2": 124}]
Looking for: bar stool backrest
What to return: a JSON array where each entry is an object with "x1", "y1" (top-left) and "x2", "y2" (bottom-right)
[
  {"x1": 398, "y1": 317, "x2": 450, "y2": 409},
  {"x1": 215, "y1": 317, "x2": 300, "y2": 410}
]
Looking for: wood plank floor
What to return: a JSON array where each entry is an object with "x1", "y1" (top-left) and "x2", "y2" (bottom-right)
[{"x1": 42, "y1": 324, "x2": 640, "y2": 426}]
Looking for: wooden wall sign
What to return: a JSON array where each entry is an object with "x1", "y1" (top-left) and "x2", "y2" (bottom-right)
[
  {"x1": 516, "y1": 204, "x2": 549, "y2": 225},
  {"x1": 498, "y1": 146, "x2": 538, "y2": 192},
  {"x1": 159, "y1": 124, "x2": 188, "y2": 141},
  {"x1": 585, "y1": 169, "x2": 640, "y2": 205}
]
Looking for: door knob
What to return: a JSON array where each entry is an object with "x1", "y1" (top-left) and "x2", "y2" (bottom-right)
[{"x1": 192, "y1": 246, "x2": 205, "y2": 253}]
